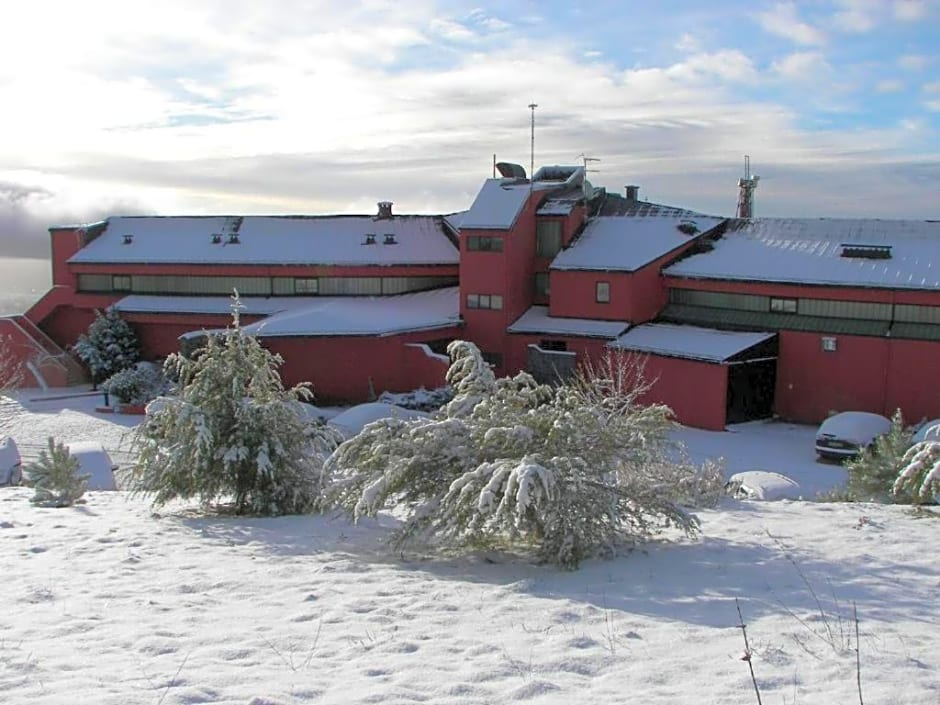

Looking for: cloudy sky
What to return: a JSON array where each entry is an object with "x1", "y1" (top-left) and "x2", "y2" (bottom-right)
[{"x1": 1, "y1": 0, "x2": 938, "y2": 258}]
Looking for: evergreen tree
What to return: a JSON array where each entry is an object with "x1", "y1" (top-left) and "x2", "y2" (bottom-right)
[
  {"x1": 129, "y1": 294, "x2": 340, "y2": 515},
  {"x1": 843, "y1": 409, "x2": 914, "y2": 502},
  {"x1": 26, "y1": 437, "x2": 88, "y2": 507},
  {"x1": 326, "y1": 342, "x2": 722, "y2": 568},
  {"x1": 894, "y1": 439, "x2": 940, "y2": 503},
  {"x1": 73, "y1": 307, "x2": 141, "y2": 387}
]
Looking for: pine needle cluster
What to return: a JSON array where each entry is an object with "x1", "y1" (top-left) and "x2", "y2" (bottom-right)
[{"x1": 26, "y1": 437, "x2": 88, "y2": 507}]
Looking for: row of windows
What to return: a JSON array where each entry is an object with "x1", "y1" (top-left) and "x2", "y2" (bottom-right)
[
  {"x1": 466, "y1": 236, "x2": 503, "y2": 252},
  {"x1": 78, "y1": 274, "x2": 457, "y2": 297},
  {"x1": 463, "y1": 221, "x2": 564, "y2": 259},
  {"x1": 466, "y1": 293, "x2": 503, "y2": 310},
  {"x1": 670, "y1": 288, "x2": 937, "y2": 323}
]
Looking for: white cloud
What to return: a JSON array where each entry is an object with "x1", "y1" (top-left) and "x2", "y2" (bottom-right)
[
  {"x1": 0, "y1": 0, "x2": 937, "y2": 232},
  {"x1": 756, "y1": 3, "x2": 827, "y2": 45},
  {"x1": 923, "y1": 82, "x2": 940, "y2": 93},
  {"x1": 772, "y1": 51, "x2": 832, "y2": 80},
  {"x1": 674, "y1": 32, "x2": 700, "y2": 53},
  {"x1": 429, "y1": 18, "x2": 477, "y2": 42},
  {"x1": 926, "y1": 100, "x2": 940, "y2": 112},
  {"x1": 898, "y1": 54, "x2": 930, "y2": 71},
  {"x1": 876, "y1": 79, "x2": 905, "y2": 93},
  {"x1": 894, "y1": 0, "x2": 929, "y2": 20},
  {"x1": 832, "y1": 0, "x2": 879, "y2": 32}
]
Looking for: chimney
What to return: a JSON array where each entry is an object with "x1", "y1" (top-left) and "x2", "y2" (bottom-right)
[
  {"x1": 625, "y1": 185, "x2": 639, "y2": 202},
  {"x1": 376, "y1": 201, "x2": 394, "y2": 219}
]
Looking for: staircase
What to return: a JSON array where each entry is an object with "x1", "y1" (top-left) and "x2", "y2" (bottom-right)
[{"x1": 5, "y1": 316, "x2": 87, "y2": 386}]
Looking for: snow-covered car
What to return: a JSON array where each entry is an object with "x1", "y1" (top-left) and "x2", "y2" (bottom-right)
[
  {"x1": 815, "y1": 411, "x2": 891, "y2": 460},
  {"x1": 65, "y1": 441, "x2": 118, "y2": 491},
  {"x1": 0, "y1": 436, "x2": 22, "y2": 486},
  {"x1": 327, "y1": 402, "x2": 429, "y2": 439},
  {"x1": 911, "y1": 419, "x2": 940, "y2": 445},
  {"x1": 725, "y1": 470, "x2": 802, "y2": 501}
]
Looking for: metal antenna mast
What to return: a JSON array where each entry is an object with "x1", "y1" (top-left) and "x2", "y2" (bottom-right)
[
  {"x1": 736, "y1": 155, "x2": 760, "y2": 219},
  {"x1": 528, "y1": 103, "x2": 537, "y2": 183}
]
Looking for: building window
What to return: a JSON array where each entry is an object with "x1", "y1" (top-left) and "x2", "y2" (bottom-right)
[
  {"x1": 536, "y1": 221, "x2": 563, "y2": 258},
  {"x1": 466, "y1": 294, "x2": 503, "y2": 310},
  {"x1": 770, "y1": 297, "x2": 797, "y2": 313},
  {"x1": 112, "y1": 275, "x2": 132, "y2": 292},
  {"x1": 540, "y1": 339, "x2": 567, "y2": 352},
  {"x1": 821, "y1": 336, "x2": 838, "y2": 352},
  {"x1": 467, "y1": 235, "x2": 504, "y2": 252},
  {"x1": 294, "y1": 278, "x2": 319, "y2": 295},
  {"x1": 596, "y1": 281, "x2": 610, "y2": 304},
  {"x1": 534, "y1": 272, "x2": 550, "y2": 297}
]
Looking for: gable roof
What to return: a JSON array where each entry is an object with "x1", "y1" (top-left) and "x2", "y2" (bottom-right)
[
  {"x1": 458, "y1": 179, "x2": 534, "y2": 230},
  {"x1": 551, "y1": 214, "x2": 725, "y2": 272},
  {"x1": 665, "y1": 218, "x2": 940, "y2": 290},
  {"x1": 68, "y1": 215, "x2": 459, "y2": 267}
]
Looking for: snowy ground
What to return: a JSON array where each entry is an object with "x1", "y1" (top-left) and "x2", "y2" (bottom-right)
[{"x1": 2, "y1": 390, "x2": 937, "y2": 704}]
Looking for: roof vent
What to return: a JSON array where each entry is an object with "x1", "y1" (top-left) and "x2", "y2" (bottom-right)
[
  {"x1": 677, "y1": 220, "x2": 699, "y2": 236},
  {"x1": 376, "y1": 201, "x2": 394, "y2": 219},
  {"x1": 211, "y1": 233, "x2": 222, "y2": 244},
  {"x1": 364, "y1": 233, "x2": 376, "y2": 245},
  {"x1": 227, "y1": 233, "x2": 240, "y2": 244},
  {"x1": 122, "y1": 234, "x2": 133, "y2": 245},
  {"x1": 840, "y1": 243, "x2": 891, "y2": 260},
  {"x1": 383, "y1": 233, "x2": 397, "y2": 245}
]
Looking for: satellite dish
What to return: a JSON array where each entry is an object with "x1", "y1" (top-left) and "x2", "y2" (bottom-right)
[{"x1": 496, "y1": 162, "x2": 527, "y2": 179}]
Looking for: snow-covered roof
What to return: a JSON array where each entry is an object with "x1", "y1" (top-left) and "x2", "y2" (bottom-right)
[
  {"x1": 508, "y1": 306, "x2": 630, "y2": 338},
  {"x1": 551, "y1": 215, "x2": 725, "y2": 272},
  {"x1": 240, "y1": 287, "x2": 460, "y2": 338},
  {"x1": 68, "y1": 215, "x2": 459, "y2": 266},
  {"x1": 665, "y1": 218, "x2": 940, "y2": 290},
  {"x1": 458, "y1": 179, "x2": 533, "y2": 230},
  {"x1": 609, "y1": 323, "x2": 775, "y2": 362}
]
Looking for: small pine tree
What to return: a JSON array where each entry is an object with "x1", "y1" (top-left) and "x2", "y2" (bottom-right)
[
  {"x1": 843, "y1": 409, "x2": 914, "y2": 502},
  {"x1": 129, "y1": 293, "x2": 338, "y2": 515},
  {"x1": 73, "y1": 307, "x2": 141, "y2": 387},
  {"x1": 26, "y1": 437, "x2": 89, "y2": 507}
]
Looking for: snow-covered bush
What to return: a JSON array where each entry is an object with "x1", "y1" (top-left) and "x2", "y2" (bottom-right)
[
  {"x1": 26, "y1": 437, "x2": 89, "y2": 507},
  {"x1": 103, "y1": 361, "x2": 170, "y2": 406},
  {"x1": 326, "y1": 341, "x2": 719, "y2": 568},
  {"x1": 893, "y1": 440, "x2": 940, "y2": 503},
  {"x1": 129, "y1": 295, "x2": 338, "y2": 516},
  {"x1": 73, "y1": 307, "x2": 141, "y2": 386},
  {"x1": 843, "y1": 409, "x2": 914, "y2": 502}
]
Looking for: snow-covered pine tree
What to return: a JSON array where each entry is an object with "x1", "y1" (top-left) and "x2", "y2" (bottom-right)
[
  {"x1": 326, "y1": 342, "x2": 722, "y2": 568},
  {"x1": 73, "y1": 307, "x2": 141, "y2": 386},
  {"x1": 843, "y1": 409, "x2": 914, "y2": 502},
  {"x1": 26, "y1": 437, "x2": 89, "y2": 507},
  {"x1": 129, "y1": 293, "x2": 339, "y2": 515},
  {"x1": 894, "y1": 439, "x2": 940, "y2": 503}
]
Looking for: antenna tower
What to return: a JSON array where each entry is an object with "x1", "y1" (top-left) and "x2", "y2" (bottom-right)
[
  {"x1": 528, "y1": 103, "x2": 537, "y2": 183},
  {"x1": 736, "y1": 155, "x2": 760, "y2": 219}
]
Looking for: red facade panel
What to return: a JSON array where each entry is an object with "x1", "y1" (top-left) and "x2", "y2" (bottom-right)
[
  {"x1": 774, "y1": 331, "x2": 891, "y2": 423},
  {"x1": 635, "y1": 354, "x2": 729, "y2": 431}
]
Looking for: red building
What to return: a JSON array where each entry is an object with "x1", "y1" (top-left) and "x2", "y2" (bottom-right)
[{"x1": 7, "y1": 166, "x2": 940, "y2": 429}]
